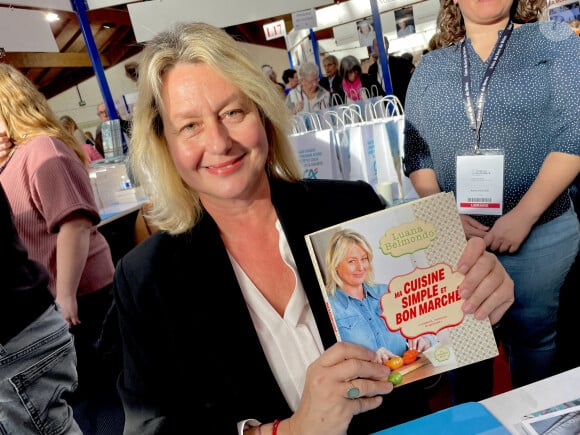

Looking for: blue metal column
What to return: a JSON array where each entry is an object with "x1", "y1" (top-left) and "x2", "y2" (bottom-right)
[
  {"x1": 287, "y1": 49, "x2": 294, "y2": 69},
  {"x1": 370, "y1": 0, "x2": 393, "y2": 95},
  {"x1": 310, "y1": 28, "x2": 322, "y2": 79},
  {"x1": 69, "y1": 0, "x2": 119, "y2": 121}
]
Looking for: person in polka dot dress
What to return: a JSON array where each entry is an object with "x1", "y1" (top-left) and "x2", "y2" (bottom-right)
[{"x1": 403, "y1": 0, "x2": 580, "y2": 398}]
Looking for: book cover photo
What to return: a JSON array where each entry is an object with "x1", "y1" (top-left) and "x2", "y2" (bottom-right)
[
  {"x1": 304, "y1": 192, "x2": 498, "y2": 386},
  {"x1": 521, "y1": 404, "x2": 580, "y2": 435}
]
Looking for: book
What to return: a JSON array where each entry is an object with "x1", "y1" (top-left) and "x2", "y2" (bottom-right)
[
  {"x1": 304, "y1": 192, "x2": 499, "y2": 387},
  {"x1": 521, "y1": 404, "x2": 580, "y2": 435},
  {"x1": 523, "y1": 398, "x2": 580, "y2": 420}
]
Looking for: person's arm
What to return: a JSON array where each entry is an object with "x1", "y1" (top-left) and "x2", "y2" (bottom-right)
[
  {"x1": 408, "y1": 168, "x2": 440, "y2": 198},
  {"x1": 484, "y1": 152, "x2": 580, "y2": 253},
  {"x1": 509, "y1": 152, "x2": 579, "y2": 223},
  {"x1": 55, "y1": 212, "x2": 92, "y2": 326}
]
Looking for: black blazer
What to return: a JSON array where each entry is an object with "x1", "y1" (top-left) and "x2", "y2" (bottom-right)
[
  {"x1": 114, "y1": 178, "x2": 429, "y2": 434},
  {"x1": 319, "y1": 74, "x2": 346, "y2": 106},
  {"x1": 368, "y1": 56, "x2": 414, "y2": 107}
]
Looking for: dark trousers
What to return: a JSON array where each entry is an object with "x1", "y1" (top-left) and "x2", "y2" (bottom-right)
[
  {"x1": 447, "y1": 328, "x2": 501, "y2": 404},
  {"x1": 69, "y1": 284, "x2": 114, "y2": 401},
  {"x1": 555, "y1": 195, "x2": 580, "y2": 373}
]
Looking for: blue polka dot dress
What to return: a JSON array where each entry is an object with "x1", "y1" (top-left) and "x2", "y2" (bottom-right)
[{"x1": 403, "y1": 21, "x2": 580, "y2": 227}]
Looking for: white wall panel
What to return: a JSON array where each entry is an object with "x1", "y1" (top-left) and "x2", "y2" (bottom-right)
[
  {"x1": 128, "y1": 0, "x2": 333, "y2": 43},
  {"x1": 0, "y1": 7, "x2": 58, "y2": 52}
]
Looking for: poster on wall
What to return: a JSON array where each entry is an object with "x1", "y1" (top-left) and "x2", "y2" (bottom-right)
[
  {"x1": 357, "y1": 17, "x2": 375, "y2": 47},
  {"x1": 548, "y1": 0, "x2": 580, "y2": 27},
  {"x1": 394, "y1": 6, "x2": 416, "y2": 38},
  {"x1": 332, "y1": 21, "x2": 359, "y2": 47}
]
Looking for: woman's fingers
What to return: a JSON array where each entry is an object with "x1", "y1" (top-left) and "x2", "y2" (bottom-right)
[{"x1": 457, "y1": 238, "x2": 514, "y2": 323}]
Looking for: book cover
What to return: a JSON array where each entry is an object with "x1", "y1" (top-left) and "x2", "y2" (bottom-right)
[
  {"x1": 523, "y1": 398, "x2": 580, "y2": 420},
  {"x1": 304, "y1": 192, "x2": 498, "y2": 386},
  {"x1": 521, "y1": 404, "x2": 580, "y2": 435}
]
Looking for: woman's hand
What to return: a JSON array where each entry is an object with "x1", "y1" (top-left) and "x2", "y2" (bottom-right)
[
  {"x1": 0, "y1": 130, "x2": 14, "y2": 158},
  {"x1": 292, "y1": 101, "x2": 304, "y2": 115},
  {"x1": 459, "y1": 214, "x2": 489, "y2": 239},
  {"x1": 407, "y1": 336, "x2": 432, "y2": 352},
  {"x1": 286, "y1": 342, "x2": 393, "y2": 435},
  {"x1": 55, "y1": 293, "x2": 80, "y2": 327},
  {"x1": 483, "y1": 208, "x2": 534, "y2": 254},
  {"x1": 374, "y1": 346, "x2": 397, "y2": 364},
  {"x1": 456, "y1": 237, "x2": 514, "y2": 326}
]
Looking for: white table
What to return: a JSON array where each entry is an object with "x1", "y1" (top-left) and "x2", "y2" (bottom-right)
[
  {"x1": 481, "y1": 366, "x2": 580, "y2": 434},
  {"x1": 98, "y1": 199, "x2": 148, "y2": 227}
]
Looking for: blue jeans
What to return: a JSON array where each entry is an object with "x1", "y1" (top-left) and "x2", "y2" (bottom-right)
[
  {"x1": 0, "y1": 304, "x2": 82, "y2": 435},
  {"x1": 499, "y1": 207, "x2": 580, "y2": 388}
]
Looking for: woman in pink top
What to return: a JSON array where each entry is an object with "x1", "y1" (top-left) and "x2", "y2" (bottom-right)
[
  {"x1": 60, "y1": 114, "x2": 104, "y2": 163},
  {"x1": 0, "y1": 64, "x2": 115, "y2": 402}
]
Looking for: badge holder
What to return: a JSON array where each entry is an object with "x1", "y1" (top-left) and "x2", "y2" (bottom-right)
[{"x1": 456, "y1": 148, "x2": 504, "y2": 216}]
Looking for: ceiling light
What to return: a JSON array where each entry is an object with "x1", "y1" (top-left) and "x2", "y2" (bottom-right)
[{"x1": 45, "y1": 12, "x2": 60, "y2": 22}]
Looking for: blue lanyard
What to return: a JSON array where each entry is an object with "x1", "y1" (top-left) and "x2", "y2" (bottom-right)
[{"x1": 461, "y1": 21, "x2": 513, "y2": 153}]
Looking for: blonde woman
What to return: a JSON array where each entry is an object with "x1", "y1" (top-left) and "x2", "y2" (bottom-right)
[
  {"x1": 324, "y1": 229, "x2": 433, "y2": 362},
  {"x1": 0, "y1": 63, "x2": 115, "y2": 402},
  {"x1": 114, "y1": 22, "x2": 513, "y2": 434}
]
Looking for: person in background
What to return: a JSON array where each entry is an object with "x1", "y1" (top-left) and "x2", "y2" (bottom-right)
[
  {"x1": 400, "y1": 52, "x2": 415, "y2": 64},
  {"x1": 0, "y1": 182, "x2": 82, "y2": 435},
  {"x1": 403, "y1": 0, "x2": 580, "y2": 400},
  {"x1": 368, "y1": 36, "x2": 415, "y2": 107},
  {"x1": 84, "y1": 130, "x2": 96, "y2": 146},
  {"x1": 94, "y1": 102, "x2": 110, "y2": 157},
  {"x1": 324, "y1": 229, "x2": 433, "y2": 362},
  {"x1": 281, "y1": 68, "x2": 299, "y2": 96},
  {"x1": 285, "y1": 61, "x2": 330, "y2": 114},
  {"x1": 60, "y1": 114, "x2": 104, "y2": 163},
  {"x1": 94, "y1": 101, "x2": 132, "y2": 158},
  {"x1": 340, "y1": 55, "x2": 385, "y2": 102},
  {"x1": 261, "y1": 64, "x2": 285, "y2": 96},
  {"x1": 113, "y1": 22, "x2": 514, "y2": 434},
  {"x1": 319, "y1": 54, "x2": 346, "y2": 105},
  {"x1": 0, "y1": 64, "x2": 116, "y2": 403}
]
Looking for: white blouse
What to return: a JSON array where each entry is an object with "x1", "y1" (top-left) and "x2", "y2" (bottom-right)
[{"x1": 228, "y1": 220, "x2": 324, "y2": 413}]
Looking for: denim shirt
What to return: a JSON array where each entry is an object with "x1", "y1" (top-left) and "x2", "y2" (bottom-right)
[{"x1": 327, "y1": 283, "x2": 409, "y2": 356}]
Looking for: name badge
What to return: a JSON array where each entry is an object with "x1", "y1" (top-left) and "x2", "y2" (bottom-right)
[{"x1": 456, "y1": 150, "x2": 504, "y2": 216}]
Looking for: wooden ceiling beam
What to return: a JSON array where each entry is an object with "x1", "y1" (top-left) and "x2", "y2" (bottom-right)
[
  {"x1": 4, "y1": 52, "x2": 111, "y2": 68},
  {"x1": 86, "y1": 7, "x2": 133, "y2": 26}
]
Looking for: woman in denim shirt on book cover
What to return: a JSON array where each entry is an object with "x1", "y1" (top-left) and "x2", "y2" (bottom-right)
[{"x1": 324, "y1": 229, "x2": 433, "y2": 363}]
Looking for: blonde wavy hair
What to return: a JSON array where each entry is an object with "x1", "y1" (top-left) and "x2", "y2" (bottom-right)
[
  {"x1": 0, "y1": 64, "x2": 87, "y2": 166},
  {"x1": 130, "y1": 22, "x2": 302, "y2": 234},
  {"x1": 324, "y1": 229, "x2": 375, "y2": 297},
  {"x1": 434, "y1": 0, "x2": 547, "y2": 46}
]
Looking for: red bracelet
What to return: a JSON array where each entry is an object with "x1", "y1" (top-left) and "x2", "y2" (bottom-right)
[{"x1": 272, "y1": 419, "x2": 281, "y2": 435}]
